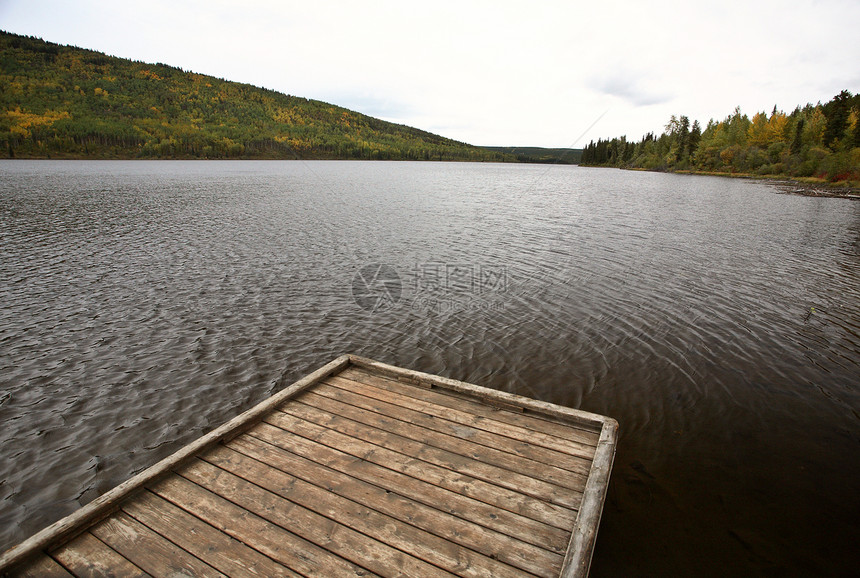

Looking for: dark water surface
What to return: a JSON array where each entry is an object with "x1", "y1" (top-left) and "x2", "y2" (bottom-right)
[{"x1": 1, "y1": 160, "x2": 858, "y2": 575}]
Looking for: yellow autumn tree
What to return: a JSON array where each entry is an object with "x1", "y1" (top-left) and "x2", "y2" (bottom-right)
[
  {"x1": 803, "y1": 108, "x2": 827, "y2": 146},
  {"x1": 766, "y1": 111, "x2": 787, "y2": 143},
  {"x1": 4, "y1": 108, "x2": 70, "y2": 139},
  {"x1": 748, "y1": 111, "x2": 788, "y2": 147},
  {"x1": 748, "y1": 112, "x2": 770, "y2": 147}
]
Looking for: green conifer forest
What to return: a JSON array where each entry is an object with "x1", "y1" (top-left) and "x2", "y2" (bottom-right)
[
  {"x1": 0, "y1": 31, "x2": 512, "y2": 162},
  {"x1": 580, "y1": 91, "x2": 860, "y2": 186}
]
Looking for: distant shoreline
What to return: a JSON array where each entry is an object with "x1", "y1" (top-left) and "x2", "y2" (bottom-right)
[
  {"x1": 765, "y1": 179, "x2": 860, "y2": 199},
  {"x1": 4, "y1": 157, "x2": 858, "y2": 198},
  {"x1": 673, "y1": 170, "x2": 860, "y2": 199},
  {"x1": 580, "y1": 165, "x2": 860, "y2": 198}
]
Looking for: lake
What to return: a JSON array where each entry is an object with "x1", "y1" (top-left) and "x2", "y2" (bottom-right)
[{"x1": 0, "y1": 160, "x2": 858, "y2": 575}]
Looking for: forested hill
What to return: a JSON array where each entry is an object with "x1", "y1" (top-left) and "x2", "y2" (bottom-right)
[
  {"x1": 0, "y1": 31, "x2": 512, "y2": 161},
  {"x1": 481, "y1": 146, "x2": 582, "y2": 164},
  {"x1": 580, "y1": 91, "x2": 860, "y2": 185}
]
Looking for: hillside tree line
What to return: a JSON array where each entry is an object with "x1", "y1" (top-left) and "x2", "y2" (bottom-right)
[
  {"x1": 581, "y1": 91, "x2": 860, "y2": 183},
  {"x1": 0, "y1": 31, "x2": 512, "y2": 162}
]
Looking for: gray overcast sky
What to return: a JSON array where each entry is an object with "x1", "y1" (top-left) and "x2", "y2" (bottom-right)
[{"x1": 2, "y1": 0, "x2": 858, "y2": 147}]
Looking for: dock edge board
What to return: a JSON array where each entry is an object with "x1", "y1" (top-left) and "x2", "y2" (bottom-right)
[
  {"x1": 0, "y1": 354, "x2": 618, "y2": 578},
  {"x1": 347, "y1": 355, "x2": 619, "y2": 578}
]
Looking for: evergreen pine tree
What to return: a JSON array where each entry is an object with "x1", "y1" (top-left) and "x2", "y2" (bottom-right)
[
  {"x1": 791, "y1": 118, "x2": 804, "y2": 154},
  {"x1": 688, "y1": 120, "x2": 701, "y2": 160},
  {"x1": 823, "y1": 90, "x2": 851, "y2": 150},
  {"x1": 854, "y1": 112, "x2": 860, "y2": 149},
  {"x1": 677, "y1": 116, "x2": 690, "y2": 162}
]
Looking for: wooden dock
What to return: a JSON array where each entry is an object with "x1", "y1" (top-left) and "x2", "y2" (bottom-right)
[{"x1": 0, "y1": 355, "x2": 617, "y2": 578}]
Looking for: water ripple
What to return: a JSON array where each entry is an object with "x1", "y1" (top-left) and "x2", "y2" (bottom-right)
[{"x1": 0, "y1": 161, "x2": 858, "y2": 574}]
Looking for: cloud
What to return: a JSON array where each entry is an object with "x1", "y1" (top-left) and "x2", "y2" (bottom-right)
[
  {"x1": 320, "y1": 93, "x2": 418, "y2": 121},
  {"x1": 592, "y1": 70, "x2": 675, "y2": 107},
  {"x1": 3, "y1": 0, "x2": 859, "y2": 147}
]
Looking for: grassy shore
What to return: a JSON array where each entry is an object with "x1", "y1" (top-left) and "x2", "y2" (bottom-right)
[{"x1": 672, "y1": 169, "x2": 860, "y2": 199}]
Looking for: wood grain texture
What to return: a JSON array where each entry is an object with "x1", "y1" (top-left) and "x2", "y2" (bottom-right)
[
  {"x1": 51, "y1": 532, "x2": 149, "y2": 577},
  {"x1": 340, "y1": 367, "x2": 601, "y2": 449},
  {"x1": 7, "y1": 555, "x2": 75, "y2": 578},
  {"x1": 0, "y1": 356, "x2": 617, "y2": 578},
  {"x1": 123, "y1": 490, "x2": 298, "y2": 578},
  {"x1": 194, "y1": 446, "x2": 526, "y2": 578},
  {"x1": 151, "y1": 469, "x2": 379, "y2": 578},
  {"x1": 257, "y1": 412, "x2": 578, "y2": 527},
  {"x1": 233, "y1": 422, "x2": 571, "y2": 550},
  {"x1": 90, "y1": 512, "x2": 226, "y2": 577},
  {"x1": 345, "y1": 356, "x2": 606, "y2": 433},
  {"x1": 309, "y1": 380, "x2": 593, "y2": 483},
  {"x1": 272, "y1": 400, "x2": 579, "y2": 510},
  {"x1": 225, "y1": 426, "x2": 564, "y2": 576},
  {"x1": 0, "y1": 355, "x2": 351, "y2": 574}
]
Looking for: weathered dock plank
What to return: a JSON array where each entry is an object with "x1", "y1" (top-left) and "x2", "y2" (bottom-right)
[
  {"x1": 340, "y1": 366, "x2": 602, "y2": 447},
  {"x1": 122, "y1": 490, "x2": 297, "y2": 578},
  {"x1": 163, "y1": 462, "x2": 389, "y2": 577},
  {"x1": 227, "y1": 425, "x2": 562, "y2": 575},
  {"x1": 51, "y1": 532, "x2": 150, "y2": 577},
  {"x1": 310, "y1": 378, "x2": 594, "y2": 482},
  {"x1": 260, "y1": 410, "x2": 579, "y2": 525},
  {"x1": 11, "y1": 556, "x2": 74, "y2": 578},
  {"x1": 90, "y1": 511, "x2": 226, "y2": 577},
  {"x1": 232, "y1": 422, "x2": 571, "y2": 551},
  {"x1": 271, "y1": 400, "x2": 579, "y2": 509},
  {"x1": 0, "y1": 355, "x2": 617, "y2": 578}
]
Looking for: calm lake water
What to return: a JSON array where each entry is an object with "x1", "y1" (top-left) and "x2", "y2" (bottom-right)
[{"x1": 0, "y1": 160, "x2": 858, "y2": 575}]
